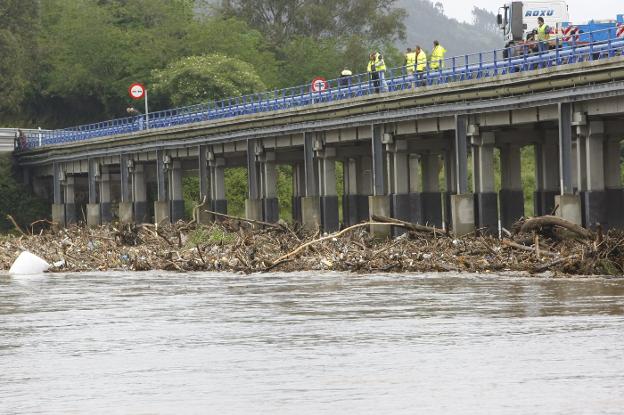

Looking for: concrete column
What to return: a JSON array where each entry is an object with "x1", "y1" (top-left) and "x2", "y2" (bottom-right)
[
  {"x1": 471, "y1": 132, "x2": 498, "y2": 234},
  {"x1": 343, "y1": 157, "x2": 359, "y2": 226},
  {"x1": 369, "y1": 125, "x2": 391, "y2": 238},
  {"x1": 450, "y1": 117, "x2": 475, "y2": 236},
  {"x1": 499, "y1": 143, "x2": 524, "y2": 230},
  {"x1": 443, "y1": 141, "x2": 457, "y2": 229},
  {"x1": 87, "y1": 159, "x2": 101, "y2": 227},
  {"x1": 388, "y1": 140, "x2": 410, "y2": 235},
  {"x1": 197, "y1": 145, "x2": 212, "y2": 224},
  {"x1": 556, "y1": 103, "x2": 582, "y2": 225},
  {"x1": 319, "y1": 148, "x2": 339, "y2": 232},
  {"x1": 292, "y1": 163, "x2": 304, "y2": 223},
  {"x1": 52, "y1": 163, "x2": 66, "y2": 226},
  {"x1": 64, "y1": 175, "x2": 77, "y2": 225},
  {"x1": 119, "y1": 155, "x2": 134, "y2": 224},
  {"x1": 246, "y1": 140, "x2": 263, "y2": 222},
  {"x1": 301, "y1": 132, "x2": 321, "y2": 231},
  {"x1": 210, "y1": 158, "x2": 227, "y2": 214},
  {"x1": 581, "y1": 121, "x2": 606, "y2": 228},
  {"x1": 534, "y1": 132, "x2": 559, "y2": 216},
  {"x1": 604, "y1": 136, "x2": 623, "y2": 229},
  {"x1": 99, "y1": 167, "x2": 113, "y2": 224},
  {"x1": 261, "y1": 152, "x2": 279, "y2": 223},
  {"x1": 154, "y1": 151, "x2": 169, "y2": 225},
  {"x1": 169, "y1": 160, "x2": 185, "y2": 222},
  {"x1": 422, "y1": 152, "x2": 443, "y2": 227},
  {"x1": 357, "y1": 156, "x2": 373, "y2": 223},
  {"x1": 132, "y1": 164, "x2": 149, "y2": 223},
  {"x1": 408, "y1": 154, "x2": 424, "y2": 225}
]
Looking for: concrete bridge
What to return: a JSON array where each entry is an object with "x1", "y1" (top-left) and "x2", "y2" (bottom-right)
[{"x1": 14, "y1": 39, "x2": 624, "y2": 236}]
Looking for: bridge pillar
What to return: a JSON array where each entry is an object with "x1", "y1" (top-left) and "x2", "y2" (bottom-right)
[
  {"x1": 261, "y1": 152, "x2": 279, "y2": 223},
  {"x1": 443, "y1": 137, "x2": 457, "y2": 229},
  {"x1": 422, "y1": 152, "x2": 443, "y2": 228},
  {"x1": 388, "y1": 139, "x2": 410, "y2": 236},
  {"x1": 119, "y1": 155, "x2": 134, "y2": 224},
  {"x1": 319, "y1": 148, "x2": 339, "y2": 232},
  {"x1": 408, "y1": 154, "x2": 423, "y2": 225},
  {"x1": 534, "y1": 131, "x2": 559, "y2": 216},
  {"x1": 369, "y1": 125, "x2": 391, "y2": 238},
  {"x1": 450, "y1": 116, "x2": 475, "y2": 236},
  {"x1": 579, "y1": 121, "x2": 607, "y2": 229},
  {"x1": 210, "y1": 158, "x2": 227, "y2": 215},
  {"x1": 52, "y1": 163, "x2": 66, "y2": 227},
  {"x1": 169, "y1": 160, "x2": 185, "y2": 222},
  {"x1": 245, "y1": 139, "x2": 263, "y2": 222},
  {"x1": 197, "y1": 145, "x2": 212, "y2": 224},
  {"x1": 555, "y1": 103, "x2": 582, "y2": 225},
  {"x1": 154, "y1": 151, "x2": 169, "y2": 225},
  {"x1": 87, "y1": 159, "x2": 101, "y2": 227},
  {"x1": 100, "y1": 167, "x2": 113, "y2": 224},
  {"x1": 471, "y1": 131, "x2": 498, "y2": 235},
  {"x1": 64, "y1": 175, "x2": 77, "y2": 226},
  {"x1": 301, "y1": 132, "x2": 321, "y2": 231},
  {"x1": 343, "y1": 156, "x2": 372, "y2": 226},
  {"x1": 499, "y1": 143, "x2": 524, "y2": 231},
  {"x1": 292, "y1": 163, "x2": 304, "y2": 223},
  {"x1": 604, "y1": 135, "x2": 623, "y2": 229},
  {"x1": 132, "y1": 164, "x2": 149, "y2": 223}
]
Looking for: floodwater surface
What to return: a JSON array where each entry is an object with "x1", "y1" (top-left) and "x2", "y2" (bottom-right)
[{"x1": 1, "y1": 272, "x2": 624, "y2": 414}]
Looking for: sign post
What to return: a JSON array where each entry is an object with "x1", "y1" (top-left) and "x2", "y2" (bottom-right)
[{"x1": 128, "y1": 83, "x2": 149, "y2": 130}]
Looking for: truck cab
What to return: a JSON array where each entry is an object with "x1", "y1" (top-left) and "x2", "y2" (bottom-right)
[{"x1": 497, "y1": 1, "x2": 569, "y2": 47}]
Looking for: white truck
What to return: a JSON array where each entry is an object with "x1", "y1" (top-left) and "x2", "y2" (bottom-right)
[{"x1": 497, "y1": 1, "x2": 570, "y2": 50}]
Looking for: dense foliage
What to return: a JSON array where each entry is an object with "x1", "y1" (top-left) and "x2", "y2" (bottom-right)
[{"x1": 0, "y1": 155, "x2": 48, "y2": 233}]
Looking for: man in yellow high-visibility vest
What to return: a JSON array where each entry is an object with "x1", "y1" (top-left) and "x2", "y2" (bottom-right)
[
  {"x1": 430, "y1": 40, "x2": 447, "y2": 70},
  {"x1": 536, "y1": 17, "x2": 551, "y2": 53},
  {"x1": 367, "y1": 51, "x2": 388, "y2": 93},
  {"x1": 405, "y1": 47, "x2": 417, "y2": 76}
]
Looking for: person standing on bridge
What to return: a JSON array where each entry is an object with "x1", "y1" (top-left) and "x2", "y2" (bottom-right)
[
  {"x1": 430, "y1": 40, "x2": 447, "y2": 71},
  {"x1": 404, "y1": 47, "x2": 417, "y2": 76},
  {"x1": 415, "y1": 46, "x2": 427, "y2": 84},
  {"x1": 535, "y1": 17, "x2": 551, "y2": 53},
  {"x1": 367, "y1": 51, "x2": 388, "y2": 93}
]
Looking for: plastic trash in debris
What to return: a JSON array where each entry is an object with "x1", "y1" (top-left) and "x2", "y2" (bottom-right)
[{"x1": 9, "y1": 251, "x2": 50, "y2": 275}]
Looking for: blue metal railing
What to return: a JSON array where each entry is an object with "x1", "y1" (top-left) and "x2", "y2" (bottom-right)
[{"x1": 21, "y1": 26, "x2": 624, "y2": 150}]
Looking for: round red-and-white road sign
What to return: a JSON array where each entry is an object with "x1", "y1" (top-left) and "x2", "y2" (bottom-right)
[
  {"x1": 311, "y1": 77, "x2": 328, "y2": 93},
  {"x1": 129, "y1": 83, "x2": 146, "y2": 100}
]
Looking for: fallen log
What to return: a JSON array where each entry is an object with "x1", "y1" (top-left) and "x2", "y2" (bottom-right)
[
  {"x1": 371, "y1": 215, "x2": 446, "y2": 235},
  {"x1": 520, "y1": 215, "x2": 594, "y2": 240},
  {"x1": 501, "y1": 239, "x2": 557, "y2": 257}
]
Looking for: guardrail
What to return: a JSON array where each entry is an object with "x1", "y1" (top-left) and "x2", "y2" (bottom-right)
[{"x1": 20, "y1": 26, "x2": 624, "y2": 151}]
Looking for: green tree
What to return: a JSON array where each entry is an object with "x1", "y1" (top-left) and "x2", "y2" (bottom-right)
[
  {"x1": 218, "y1": 0, "x2": 406, "y2": 47},
  {"x1": 0, "y1": 0, "x2": 40, "y2": 121},
  {"x1": 151, "y1": 54, "x2": 266, "y2": 107},
  {"x1": 186, "y1": 17, "x2": 280, "y2": 88}
]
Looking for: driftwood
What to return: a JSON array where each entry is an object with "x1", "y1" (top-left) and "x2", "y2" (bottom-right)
[
  {"x1": 371, "y1": 215, "x2": 446, "y2": 235},
  {"x1": 200, "y1": 209, "x2": 282, "y2": 229},
  {"x1": 270, "y1": 222, "x2": 389, "y2": 265},
  {"x1": 520, "y1": 215, "x2": 594, "y2": 240},
  {"x1": 6, "y1": 215, "x2": 26, "y2": 236},
  {"x1": 501, "y1": 239, "x2": 557, "y2": 257}
]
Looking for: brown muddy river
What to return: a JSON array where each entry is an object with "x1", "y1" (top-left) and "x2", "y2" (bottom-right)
[{"x1": 1, "y1": 271, "x2": 624, "y2": 414}]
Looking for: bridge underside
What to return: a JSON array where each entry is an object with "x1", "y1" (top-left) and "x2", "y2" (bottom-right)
[{"x1": 16, "y1": 58, "x2": 624, "y2": 235}]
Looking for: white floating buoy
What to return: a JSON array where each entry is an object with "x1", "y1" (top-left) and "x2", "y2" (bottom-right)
[{"x1": 9, "y1": 251, "x2": 50, "y2": 275}]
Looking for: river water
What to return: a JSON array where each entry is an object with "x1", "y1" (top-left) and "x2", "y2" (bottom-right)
[{"x1": 1, "y1": 271, "x2": 623, "y2": 414}]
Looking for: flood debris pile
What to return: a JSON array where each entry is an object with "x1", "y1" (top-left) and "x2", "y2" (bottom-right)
[{"x1": 1, "y1": 214, "x2": 623, "y2": 276}]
